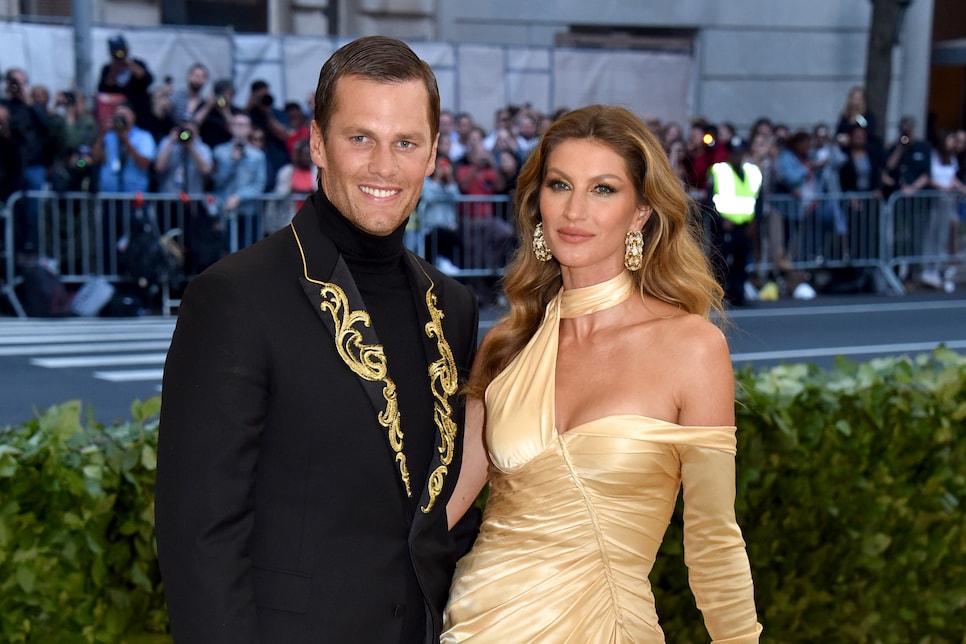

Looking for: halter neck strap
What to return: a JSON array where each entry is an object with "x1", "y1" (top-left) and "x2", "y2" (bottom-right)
[{"x1": 559, "y1": 271, "x2": 636, "y2": 319}]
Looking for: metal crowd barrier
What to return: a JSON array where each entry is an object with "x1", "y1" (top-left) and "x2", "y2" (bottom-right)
[
  {"x1": 3, "y1": 188, "x2": 962, "y2": 317},
  {"x1": 731, "y1": 189, "x2": 965, "y2": 295},
  {"x1": 1, "y1": 190, "x2": 306, "y2": 317},
  {"x1": 411, "y1": 194, "x2": 514, "y2": 280},
  {"x1": 748, "y1": 191, "x2": 896, "y2": 295},
  {"x1": 884, "y1": 189, "x2": 965, "y2": 291}
]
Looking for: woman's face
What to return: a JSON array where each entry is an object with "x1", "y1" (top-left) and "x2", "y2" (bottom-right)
[
  {"x1": 944, "y1": 132, "x2": 957, "y2": 154},
  {"x1": 539, "y1": 138, "x2": 650, "y2": 284}
]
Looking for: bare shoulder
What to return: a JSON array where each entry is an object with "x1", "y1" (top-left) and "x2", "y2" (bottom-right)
[
  {"x1": 626, "y1": 302, "x2": 734, "y2": 426},
  {"x1": 635, "y1": 300, "x2": 729, "y2": 364}
]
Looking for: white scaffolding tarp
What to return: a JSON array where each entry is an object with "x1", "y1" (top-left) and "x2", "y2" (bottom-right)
[{"x1": 0, "y1": 22, "x2": 692, "y2": 127}]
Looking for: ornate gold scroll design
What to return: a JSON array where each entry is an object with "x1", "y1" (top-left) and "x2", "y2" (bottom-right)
[
  {"x1": 420, "y1": 268, "x2": 459, "y2": 513},
  {"x1": 317, "y1": 282, "x2": 412, "y2": 497}
]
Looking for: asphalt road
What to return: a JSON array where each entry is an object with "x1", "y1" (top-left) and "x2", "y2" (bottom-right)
[{"x1": 1, "y1": 288, "x2": 964, "y2": 427}]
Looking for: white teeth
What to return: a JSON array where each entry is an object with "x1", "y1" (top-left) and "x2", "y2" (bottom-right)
[{"x1": 361, "y1": 186, "x2": 397, "y2": 198}]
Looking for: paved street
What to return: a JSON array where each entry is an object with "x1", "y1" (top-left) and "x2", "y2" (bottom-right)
[
  {"x1": 1, "y1": 288, "x2": 964, "y2": 427},
  {"x1": 0, "y1": 317, "x2": 173, "y2": 426}
]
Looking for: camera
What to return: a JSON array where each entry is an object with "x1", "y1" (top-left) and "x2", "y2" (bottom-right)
[
  {"x1": 178, "y1": 128, "x2": 193, "y2": 143},
  {"x1": 63, "y1": 91, "x2": 76, "y2": 106},
  {"x1": 899, "y1": 135, "x2": 910, "y2": 145},
  {"x1": 216, "y1": 95, "x2": 227, "y2": 108},
  {"x1": 261, "y1": 93, "x2": 274, "y2": 108},
  {"x1": 7, "y1": 81, "x2": 20, "y2": 95},
  {"x1": 113, "y1": 115, "x2": 128, "y2": 130},
  {"x1": 74, "y1": 145, "x2": 92, "y2": 170}
]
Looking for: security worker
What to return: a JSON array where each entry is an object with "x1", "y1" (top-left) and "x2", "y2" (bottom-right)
[{"x1": 707, "y1": 135, "x2": 762, "y2": 306}]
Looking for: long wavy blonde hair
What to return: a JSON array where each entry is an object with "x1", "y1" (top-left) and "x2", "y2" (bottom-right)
[{"x1": 467, "y1": 105, "x2": 724, "y2": 398}]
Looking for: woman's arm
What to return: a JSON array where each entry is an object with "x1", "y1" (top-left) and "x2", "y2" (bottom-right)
[{"x1": 677, "y1": 321, "x2": 762, "y2": 643}]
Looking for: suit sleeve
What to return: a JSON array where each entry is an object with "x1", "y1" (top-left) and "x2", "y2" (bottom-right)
[
  {"x1": 680, "y1": 443, "x2": 763, "y2": 643},
  {"x1": 155, "y1": 267, "x2": 269, "y2": 643}
]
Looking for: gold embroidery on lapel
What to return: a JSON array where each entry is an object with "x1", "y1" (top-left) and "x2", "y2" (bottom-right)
[
  {"x1": 420, "y1": 267, "x2": 459, "y2": 513},
  {"x1": 318, "y1": 282, "x2": 412, "y2": 497},
  {"x1": 292, "y1": 225, "x2": 462, "y2": 511}
]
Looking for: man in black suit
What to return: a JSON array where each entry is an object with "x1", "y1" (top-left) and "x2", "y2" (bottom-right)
[{"x1": 155, "y1": 36, "x2": 480, "y2": 643}]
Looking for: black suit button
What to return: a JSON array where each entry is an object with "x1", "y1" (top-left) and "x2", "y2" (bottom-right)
[{"x1": 393, "y1": 603, "x2": 406, "y2": 618}]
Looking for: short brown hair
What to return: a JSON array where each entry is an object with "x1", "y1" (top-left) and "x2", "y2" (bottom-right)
[{"x1": 313, "y1": 36, "x2": 440, "y2": 139}]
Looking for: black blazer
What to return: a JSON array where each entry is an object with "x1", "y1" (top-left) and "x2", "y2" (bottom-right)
[{"x1": 155, "y1": 194, "x2": 480, "y2": 643}]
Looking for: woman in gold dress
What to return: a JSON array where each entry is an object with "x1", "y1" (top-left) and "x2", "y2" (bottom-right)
[{"x1": 442, "y1": 105, "x2": 762, "y2": 643}]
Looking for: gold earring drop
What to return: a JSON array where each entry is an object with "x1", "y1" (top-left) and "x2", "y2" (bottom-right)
[
  {"x1": 532, "y1": 222, "x2": 553, "y2": 262},
  {"x1": 624, "y1": 229, "x2": 643, "y2": 271}
]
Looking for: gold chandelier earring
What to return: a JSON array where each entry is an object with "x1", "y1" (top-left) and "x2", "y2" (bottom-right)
[
  {"x1": 624, "y1": 229, "x2": 644, "y2": 271},
  {"x1": 532, "y1": 222, "x2": 553, "y2": 262}
]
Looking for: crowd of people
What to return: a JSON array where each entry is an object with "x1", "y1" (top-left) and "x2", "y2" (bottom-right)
[
  {"x1": 422, "y1": 85, "x2": 966, "y2": 301},
  {"x1": 0, "y1": 33, "x2": 314, "y2": 276},
  {"x1": 2, "y1": 33, "x2": 965, "y2": 300}
]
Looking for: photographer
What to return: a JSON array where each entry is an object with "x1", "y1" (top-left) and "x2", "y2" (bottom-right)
[
  {"x1": 3, "y1": 68, "x2": 52, "y2": 256},
  {"x1": 92, "y1": 102, "x2": 156, "y2": 193},
  {"x1": 882, "y1": 115, "x2": 931, "y2": 198},
  {"x1": 88, "y1": 102, "x2": 156, "y2": 270},
  {"x1": 194, "y1": 78, "x2": 238, "y2": 148},
  {"x1": 155, "y1": 120, "x2": 212, "y2": 194},
  {"x1": 208, "y1": 113, "x2": 266, "y2": 264},
  {"x1": 49, "y1": 89, "x2": 98, "y2": 167},
  {"x1": 245, "y1": 79, "x2": 288, "y2": 190},
  {"x1": 156, "y1": 120, "x2": 213, "y2": 276},
  {"x1": 0, "y1": 102, "x2": 24, "y2": 205},
  {"x1": 97, "y1": 33, "x2": 154, "y2": 126}
]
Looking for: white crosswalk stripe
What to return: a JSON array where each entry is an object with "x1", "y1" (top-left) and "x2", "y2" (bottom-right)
[{"x1": 0, "y1": 317, "x2": 175, "y2": 388}]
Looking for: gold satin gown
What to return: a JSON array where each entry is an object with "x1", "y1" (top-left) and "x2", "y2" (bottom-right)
[{"x1": 442, "y1": 272, "x2": 762, "y2": 643}]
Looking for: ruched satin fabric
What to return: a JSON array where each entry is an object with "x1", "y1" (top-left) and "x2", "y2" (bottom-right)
[{"x1": 442, "y1": 273, "x2": 762, "y2": 643}]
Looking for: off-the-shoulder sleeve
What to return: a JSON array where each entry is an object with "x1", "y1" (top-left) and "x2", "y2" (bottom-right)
[{"x1": 680, "y1": 441, "x2": 763, "y2": 643}]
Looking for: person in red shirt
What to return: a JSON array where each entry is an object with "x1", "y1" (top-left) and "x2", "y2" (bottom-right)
[{"x1": 456, "y1": 128, "x2": 514, "y2": 299}]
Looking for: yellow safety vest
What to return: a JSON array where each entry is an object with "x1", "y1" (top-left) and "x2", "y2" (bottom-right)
[{"x1": 710, "y1": 162, "x2": 762, "y2": 224}]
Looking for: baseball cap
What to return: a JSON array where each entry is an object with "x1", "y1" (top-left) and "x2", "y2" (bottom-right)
[
  {"x1": 108, "y1": 34, "x2": 128, "y2": 57},
  {"x1": 727, "y1": 136, "x2": 748, "y2": 154}
]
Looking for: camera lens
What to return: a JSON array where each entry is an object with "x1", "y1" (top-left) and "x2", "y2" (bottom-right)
[
  {"x1": 113, "y1": 115, "x2": 127, "y2": 130},
  {"x1": 179, "y1": 129, "x2": 192, "y2": 142},
  {"x1": 216, "y1": 95, "x2": 227, "y2": 108}
]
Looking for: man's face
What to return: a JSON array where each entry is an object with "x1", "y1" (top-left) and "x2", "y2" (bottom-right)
[
  {"x1": 230, "y1": 114, "x2": 252, "y2": 141},
  {"x1": 286, "y1": 106, "x2": 305, "y2": 128},
  {"x1": 114, "y1": 105, "x2": 135, "y2": 130},
  {"x1": 6, "y1": 71, "x2": 27, "y2": 99},
  {"x1": 187, "y1": 67, "x2": 207, "y2": 92},
  {"x1": 310, "y1": 75, "x2": 437, "y2": 236},
  {"x1": 438, "y1": 112, "x2": 453, "y2": 136}
]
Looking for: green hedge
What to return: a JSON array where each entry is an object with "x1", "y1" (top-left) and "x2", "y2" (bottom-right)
[
  {"x1": 0, "y1": 399, "x2": 168, "y2": 643},
  {"x1": 653, "y1": 347, "x2": 966, "y2": 642},
  {"x1": 1, "y1": 348, "x2": 964, "y2": 641}
]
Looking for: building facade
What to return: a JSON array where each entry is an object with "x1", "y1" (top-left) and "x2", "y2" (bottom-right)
[{"x1": 1, "y1": 0, "x2": 953, "y2": 139}]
